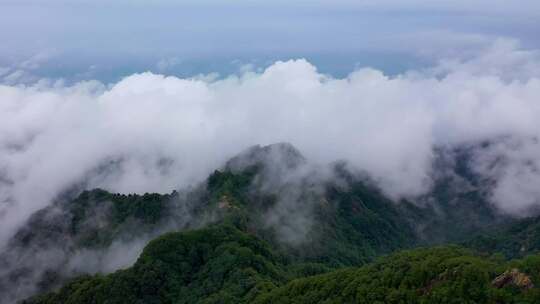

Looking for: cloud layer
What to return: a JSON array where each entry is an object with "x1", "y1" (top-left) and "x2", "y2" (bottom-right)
[{"x1": 1, "y1": 39, "x2": 540, "y2": 248}]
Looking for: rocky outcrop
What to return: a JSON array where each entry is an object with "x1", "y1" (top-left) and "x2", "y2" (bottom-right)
[
  {"x1": 491, "y1": 268, "x2": 534, "y2": 290},
  {"x1": 218, "y1": 195, "x2": 233, "y2": 210}
]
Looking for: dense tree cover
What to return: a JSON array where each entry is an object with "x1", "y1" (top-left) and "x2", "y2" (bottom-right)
[
  {"x1": 13, "y1": 144, "x2": 540, "y2": 303},
  {"x1": 10, "y1": 188, "x2": 175, "y2": 251},
  {"x1": 27, "y1": 230, "x2": 540, "y2": 304},
  {"x1": 207, "y1": 169, "x2": 256, "y2": 204},
  {"x1": 202, "y1": 163, "x2": 418, "y2": 267},
  {"x1": 68, "y1": 189, "x2": 174, "y2": 248},
  {"x1": 15, "y1": 166, "x2": 536, "y2": 302},
  {"x1": 24, "y1": 225, "x2": 289, "y2": 304},
  {"x1": 255, "y1": 246, "x2": 540, "y2": 304},
  {"x1": 0, "y1": 189, "x2": 179, "y2": 303},
  {"x1": 396, "y1": 146, "x2": 508, "y2": 245},
  {"x1": 465, "y1": 215, "x2": 540, "y2": 259},
  {"x1": 291, "y1": 180, "x2": 417, "y2": 266}
]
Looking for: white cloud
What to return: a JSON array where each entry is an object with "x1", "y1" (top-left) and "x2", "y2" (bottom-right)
[
  {"x1": 17, "y1": 50, "x2": 56, "y2": 70},
  {"x1": 1, "y1": 39, "x2": 540, "y2": 248},
  {"x1": 156, "y1": 57, "x2": 183, "y2": 72},
  {"x1": 430, "y1": 39, "x2": 540, "y2": 81},
  {"x1": 2, "y1": 70, "x2": 27, "y2": 84}
]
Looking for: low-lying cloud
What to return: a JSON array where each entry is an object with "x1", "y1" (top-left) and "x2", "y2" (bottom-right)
[{"x1": 1, "y1": 39, "x2": 540, "y2": 248}]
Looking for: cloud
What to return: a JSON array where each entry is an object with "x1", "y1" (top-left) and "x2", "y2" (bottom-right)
[
  {"x1": 1, "y1": 39, "x2": 540, "y2": 248},
  {"x1": 1, "y1": 51, "x2": 60, "y2": 85},
  {"x1": 17, "y1": 50, "x2": 57, "y2": 70},
  {"x1": 156, "y1": 57, "x2": 183, "y2": 73},
  {"x1": 430, "y1": 39, "x2": 540, "y2": 81},
  {"x1": 470, "y1": 137, "x2": 540, "y2": 215}
]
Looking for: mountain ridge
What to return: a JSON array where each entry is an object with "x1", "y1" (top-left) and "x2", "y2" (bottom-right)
[{"x1": 2, "y1": 142, "x2": 539, "y2": 303}]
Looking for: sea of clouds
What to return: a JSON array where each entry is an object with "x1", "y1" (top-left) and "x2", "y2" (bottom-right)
[{"x1": 1, "y1": 38, "x2": 540, "y2": 249}]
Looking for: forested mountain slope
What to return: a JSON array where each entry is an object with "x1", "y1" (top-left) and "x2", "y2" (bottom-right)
[
  {"x1": 466, "y1": 215, "x2": 540, "y2": 259},
  {"x1": 255, "y1": 246, "x2": 540, "y2": 304},
  {"x1": 1, "y1": 143, "x2": 539, "y2": 303},
  {"x1": 25, "y1": 225, "x2": 288, "y2": 304},
  {"x1": 26, "y1": 229, "x2": 540, "y2": 304}
]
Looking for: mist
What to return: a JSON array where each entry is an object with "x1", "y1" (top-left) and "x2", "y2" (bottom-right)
[{"x1": 1, "y1": 38, "x2": 540, "y2": 251}]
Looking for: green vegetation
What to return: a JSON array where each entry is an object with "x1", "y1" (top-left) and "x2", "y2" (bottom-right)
[
  {"x1": 26, "y1": 229, "x2": 540, "y2": 304},
  {"x1": 67, "y1": 189, "x2": 174, "y2": 248},
  {"x1": 465, "y1": 216, "x2": 540, "y2": 259},
  {"x1": 0, "y1": 187, "x2": 173, "y2": 251},
  {"x1": 14, "y1": 145, "x2": 540, "y2": 303},
  {"x1": 25, "y1": 225, "x2": 288, "y2": 304},
  {"x1": 207, "y1": 168, "x2": 257, "y2": 204},
  {"x1": 256, "y1": 246, "x2": 540, "y2": 304},
  {"x1": 204, "y1": 167, "x2": 419, "y2": 268},
  {"x1": 290, "y1": 180, "x2": 417, "y2": 267},
  {"x1": 73, "y1": 189, "x2": 172, "y2": 227}
]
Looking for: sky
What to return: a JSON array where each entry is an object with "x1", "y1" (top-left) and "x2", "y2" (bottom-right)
[
  {"x1": 1, "y1": 0, "x2": 539, "y2": 82},
  {"x1": 1, "y1": 1, "x2": 540, "y2": 248},
  {"x1": 2, "y1": 3, "x2": 540, "y2": 302}
]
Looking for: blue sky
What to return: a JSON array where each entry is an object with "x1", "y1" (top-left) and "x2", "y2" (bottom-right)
[{"x1": 1, "y1": 0, "x2": 539, "y2": 82}]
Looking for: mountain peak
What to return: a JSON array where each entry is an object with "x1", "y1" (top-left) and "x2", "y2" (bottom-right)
[{"x1": 225, "y1": 142, "x2": 306, "y2": 173}]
